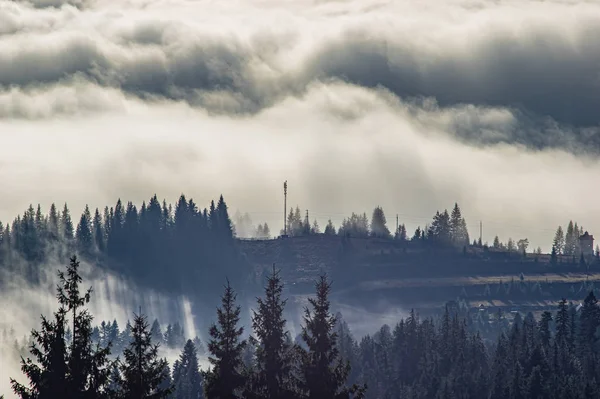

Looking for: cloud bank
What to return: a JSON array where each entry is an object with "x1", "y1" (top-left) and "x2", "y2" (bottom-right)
[{"x1": 1, "y1": 0, "x2": 600, "y2": 255}]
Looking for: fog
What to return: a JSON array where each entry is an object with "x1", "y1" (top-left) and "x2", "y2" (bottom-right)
[
  {"x1": 0, "y1": 256, "x2": 202, "y2": 395},
  {"x1": 0, "y1": 254, "x2": 397, "y2": 397},
  {"x1": 1, "y1": 0, "x2": 598, "y2": 394},
  {"x1": 0, "y1": 0, "x2": 598, "y2": 253}
]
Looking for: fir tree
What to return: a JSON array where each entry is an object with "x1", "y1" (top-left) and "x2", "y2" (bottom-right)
[
  {"x1": 11, "y1": 255, "x2": 113, "y2": 398},
  {"x1": 76, "y1": 205, "x2": 94, "y2": 255},
  {"x1": 324, "y1": 220, "x2": 336, "y2": 236},
  {"x1": 119, "y1": 313, "x2": 172, "y2": 398},
  {"x1": 247, "y1": 267, "x2": 296, "y2": 399},
  {"x1": 204, "y1": 281, "x2": 247, "y2": 399},
  {"x1": 297, "y1": 275, "x2": 365, "y2": 399},
  {"x1": 150, "y1": 319, "x2": 163, "y2": 346},
  {"x1": 173, "y1": 340, "x2": 203, "y2": 399},
  {"x1": 553, "y1": 226, "x2": 565, "y2": 254},
  {"x1": 93, "y1": 208, "x2": 105, "y2": 253},
  {"x1": 370, "y1": 207, "x2": 390, "y2": 239},
  {"x1": 61, "y1": 203, "x2": 74, "y2": 241}
]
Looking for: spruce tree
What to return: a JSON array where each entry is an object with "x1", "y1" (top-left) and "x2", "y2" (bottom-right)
[
  {"x1": 48, "y1": 203, "x2": 59, "y2": 241},
  {"x1": 61, "y1": 203, "x2": 74, "y2": 241},
  {"x1": 119, "y1": 313, "x2": 172, "y2": 398},
  {"x1": 204, "y1": 281, "x2": 247, "y2": 399},
  {"x1": 173, "y1": 340, "x2": 203, "y2": 399},
  {"x1": 11, "y1": 255, "x2": 113, "y2": 398},
  {"x1": 369, "y1": 207, "x2": 390, "y2": 239},
  {"x1": 297, "y1": 275, "x2": 365, "y2": 399},
  {"x1": 93, "y1": 208, "x2": 105, "y2": 253},
  {"x1": 246, "y1": 267, "x2": 296, "y2": 399},
  {"x1": 324, "y1": 220, "x2": 336, "y2": 236},
  {"x1": 76, "y1": 205, "x2": 94, "y2": 255},
  {"x1": 553, "y1": 226, "x2": 565, "y2": 254}
]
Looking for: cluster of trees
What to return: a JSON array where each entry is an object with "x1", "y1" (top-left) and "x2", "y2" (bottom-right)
[
  {"x1": 233, "y1": 212, "x2": 271, "y2": 240},
  {"x1": 286, "y1": 203, "x2": 471, "y2": 247},
  {"x1": 285, "y1": 207, "x2": 321, "y2": 237},
  {"x1": 490, "y1": 236, "x2": 536, "y2": 254},
  {"x1": 0, "y1": 194, "x2": 246, "y2": 295},
  {"x1": 424, "y1": 204, "x2": 470, "y2": 247},
  {"x1": 552, "y1": 221, "x2": 600, "y2": 257},
  {"x1": 9, "y1": 256, "x2": 363, "y2": 399},
  {"x1": 337, "y1": 294, "x2": 600, "y2": 398}
]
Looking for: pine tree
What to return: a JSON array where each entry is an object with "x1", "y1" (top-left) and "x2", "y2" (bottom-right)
[
  {"x1": 11, "y1": 255, "x2": 113, "y2": 398},
  {"x1": 311, "y1": 220, "x2": 320, "y2": 235},
  {"x1": 553, "y1": 226, "x2": 565, "y2": 255},
  {"x1": 204, "y1": 281, "x2": 247, "y2": 399},
  {"x1": 48, "y1": 203, "x2": 59, "y2": 241},
  {"x1": 61, "y1": 203, "x2": 74, "y2": 241},
  {"x1": 565, "y1": 221, "x2": 575, "y2": 256},
  {"x1": 76, "y1": 205, "x2": 94, "y2": 255},
  {"x1": 150, "y1": 319, "x2": 163, "y2": 346},
  {"x1": 450, "y1": 203, "x2": 469, "y2": 246},
  {"x1": 297, "y1": 275, "x2": 365, "y2": 399},
  {"x1": 324, "y1": 220, "x2": 336, "y2": 236},
  {"x1": 119, "y1": 313, "x2": 172, "y2": 398},
  {"x1": 247, "y1": 267, "x2": 296, "y2": 399},
  {"x1": 370, "y1": 207, "x2": 390, "y2": 239},
  {"x1": 93, "y1": 208, "x2": 105, "y2": 253},
  {"x1": 11, "y1": 304, "x2": 69, "y2": 398},
  {"x1": 493, "y1": 236, "x2": 501, "y2": 249},
  {"x1": 173, "y1": 340, "x2": 203, "y2": 399}
]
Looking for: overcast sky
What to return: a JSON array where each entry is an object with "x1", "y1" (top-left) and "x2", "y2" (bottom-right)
[{"x1": 1, "y1": 0, "x2": 600, "y2": 251}]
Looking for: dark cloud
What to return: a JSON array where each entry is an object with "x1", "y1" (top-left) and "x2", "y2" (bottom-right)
[
  {"x1": 307, "y1": 29, "x2": 600, "y2": 129},
  {"x1": 2, "y1": 0, "x2": 600, "y2": 154}
]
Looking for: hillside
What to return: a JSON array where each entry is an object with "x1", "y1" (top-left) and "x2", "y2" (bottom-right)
[{"x1": 238, "y1": 234, "x2": 600, "y2": 315}]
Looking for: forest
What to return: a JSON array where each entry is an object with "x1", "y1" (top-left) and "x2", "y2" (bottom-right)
[
  {"x1": 1, "y1": 193, "x2": 597, "y2": 301},
  {"x1": 8, "y1": 254, "x2": 600, "y2": 399},
  {"x1": 2, "y1": 193, "x2": 600, "y2": 398}
]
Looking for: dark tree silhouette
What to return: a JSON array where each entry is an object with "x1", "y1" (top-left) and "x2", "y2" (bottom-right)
[
  {"x1": 118, "y1": 313, "x2": 172, "y2": 398},
  {"x1": 297, "y1": 275, "x2": 365, "y2": 399},
  {"x1": 204, "y1": 281, "x2": 247, "y2": 399}
]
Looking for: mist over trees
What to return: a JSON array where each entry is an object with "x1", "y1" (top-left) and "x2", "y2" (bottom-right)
[
  {"x1": 11, "y1": 254, "x2": 600, "y2": 399},
  {"x1": 8, "y1": 258, "x2": 363, "y2": 399}
]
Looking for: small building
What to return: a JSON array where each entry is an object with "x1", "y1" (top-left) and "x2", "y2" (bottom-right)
[{"x1": 580, "y1": 231, "x2": 594, "y2": 257}]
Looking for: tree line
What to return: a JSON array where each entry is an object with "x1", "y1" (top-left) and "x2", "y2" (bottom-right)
[
  {"x1": 283, "y1": 203, "x2": 471, "y2": 248},
  {"x1": 0, "y1": 194, "x2": 244, "y2": 296}
]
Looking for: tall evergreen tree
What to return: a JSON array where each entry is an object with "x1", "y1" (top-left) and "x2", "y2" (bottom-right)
[
  {"x1": 204, "y1": 281, "x2": 247, "y2": 399},
  {"x1": 93, "y1": 208, "x2": 105, "y2": 253},
  {"x1": 173, "y1": 340, "x2": 203, "y2": 399},
  {"x1": 48, "y1": 203, "x2": 59, "y2": 241},
  {"x1": 247, "y1": 267, "x2": 296, "y2": 399},
  {"x1": 119, "y1": 313, "x2": 172, "y2": 398},
  {"x1": 553, "y1": 226, "x2": 565, "y2": 255},
  {"x1": 369, "y1": 207, "x2": 390, "y2": 239},
  {"x1": 61, "y1": 203, "x2": 74, "y2": 241},
  {"x1": 76, "y1": 205, "x2": 94, "y2": 255},
  {"x1": 11, "y1": 255, "x2": 113, "y2": 398},
  {"x1": 450, "y1": 203, "x2": 469, "y2": 246},
  {"x1": 324, "y1": 220, "x2": 336, "y2": 236},
  {"x1": 297, "y1": 275, "x2": 365, "y2": 399}
]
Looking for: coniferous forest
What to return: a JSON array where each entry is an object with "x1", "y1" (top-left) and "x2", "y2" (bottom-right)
[
  {"x1": 8, "y1": 254, "x2": 600, "y2": 398},
  {"x1": 3, "y1": 194, "x2": 600, "y2": 398}
]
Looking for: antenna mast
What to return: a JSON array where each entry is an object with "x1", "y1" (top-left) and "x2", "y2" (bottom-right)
[{"x1": 283, "y1": 181, "x2": 288, "y2": 236}]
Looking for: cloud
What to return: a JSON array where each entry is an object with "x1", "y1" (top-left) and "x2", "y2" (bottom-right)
[{"x1": 0, "y1": 0, "x2": 599, "y2": 152}]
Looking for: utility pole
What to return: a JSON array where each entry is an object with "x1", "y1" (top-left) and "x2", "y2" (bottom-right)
[
  {"x1": 480, "y1": 220, "x2": 482, "y2": 245},
  {"x1": 396, "y1": 214, "x2": 399, "y2": 236},
  {"x1": 283, "y1": 181, "x2": 287, "y2": 236}
]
